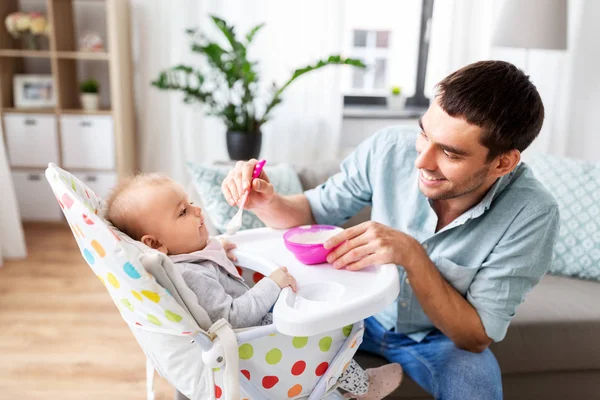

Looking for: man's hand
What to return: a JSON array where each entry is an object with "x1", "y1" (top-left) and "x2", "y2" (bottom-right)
[
  {"x1": 221, "y1": 159, "x2": 275, "y2": 210},
  {"x1": 324, "y1": 221, "x2": 425, "y2": 270},
  {"x1": 217, "y1": 238, "x2": 238, "y2": 262},
  {"x1": 220, "y1": 160, "x2": 315, "y2": 229}
]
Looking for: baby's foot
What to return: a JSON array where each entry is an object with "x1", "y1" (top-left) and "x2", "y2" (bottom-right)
[{"x1": 344, "y1": 363, "x2": 403, "y2": 400}]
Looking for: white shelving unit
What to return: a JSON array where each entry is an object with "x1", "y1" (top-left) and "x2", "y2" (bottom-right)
[{"x1": 0, "y1": 0, "x2": 136, "y2": 221}]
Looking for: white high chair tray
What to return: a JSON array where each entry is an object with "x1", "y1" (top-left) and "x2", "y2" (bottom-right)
[{"x1": 225, "y1": 227, "x2": 400, "y2": 337}]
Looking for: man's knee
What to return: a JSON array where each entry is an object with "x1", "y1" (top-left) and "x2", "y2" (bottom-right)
[{"x1": 437, "y1": 348, "x2": 502, "y2": 400}]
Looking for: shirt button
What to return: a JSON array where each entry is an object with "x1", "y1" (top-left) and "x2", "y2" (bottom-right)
[
  {"x1": 401, "y1": 302, "x2": 408, "y2": 308},
  {"x1": 405, "y1": 277, "x2": 410, "y2": 285},
  {"x1": 423, "y1": 243, "x2": 428, "y2": 250}
]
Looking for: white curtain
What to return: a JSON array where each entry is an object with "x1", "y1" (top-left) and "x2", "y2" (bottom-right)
[
  {"x1": 130, "y1": 0, "x2": 347, "y2": 182},
  {"x1": 0, "y1": 127, "x2": 27, "y2": 266},
  {"x1": 426, "y1": 0, "x2": 599, "y2": 162}
]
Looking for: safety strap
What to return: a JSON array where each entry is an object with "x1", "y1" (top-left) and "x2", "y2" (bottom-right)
[
  {"x1": 146, "y1": 357, "x2": 156, "y2": 400},
  {"x1": 209, "y1": 319, "x2": 240, "y2": 400}
]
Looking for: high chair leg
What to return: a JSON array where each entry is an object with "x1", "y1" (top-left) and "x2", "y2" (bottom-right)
[
  {"x1": 146, "y1": 357, "x2": 156, "y2": 400},
  {"x1": 309, "y1": 322, "x2": 364, "y2": 400},
  {"x1": 323, "y1": 390, "x2": 346, "y2": 399},
  {"x1": 174, "y1": 389, "x2": 190, "y2": 400}
]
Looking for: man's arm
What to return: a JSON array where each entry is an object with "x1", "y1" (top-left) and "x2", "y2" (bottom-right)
[
  {"x1": 404, "y1": 246, "x2": 493, "y2": 352},
  {"x1": 221, "y1": 159, "x2": 316, "y2": 229},
  {"x1": 326, "y1": 206, "x2": 559, "y2": 353},
  {"x1": 260, "y1": 200, "x2": 492, "y2": 351},
  {"x1": 222, "y1": 129, "x2": 378, "y2": 229},
  {"x1": 324, "y1": 221, "x2": 491, "y2": 352},
  {"x1": 252, "y1": 193, "x2": 316, "y2": 229}
]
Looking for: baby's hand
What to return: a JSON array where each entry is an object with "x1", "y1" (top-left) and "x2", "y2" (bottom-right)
[
  {"x1": 269, "y1": 267, "x2": 297, "y2": 292},
  {"x1": 217, "y1": 238, "x2": 237, "y2": 262}
]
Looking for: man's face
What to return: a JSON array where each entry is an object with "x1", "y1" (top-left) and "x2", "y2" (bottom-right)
[
  {"x1": 415, "y1": 99, "x2": 495, "y2": 201},
  {"x1": 139, "y1": 181, "x2": 209, "y2": 255}
]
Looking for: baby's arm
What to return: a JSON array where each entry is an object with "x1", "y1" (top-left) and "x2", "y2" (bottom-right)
[{"x1": 181, "y1": 266, "x2": 281, "y2": 329}]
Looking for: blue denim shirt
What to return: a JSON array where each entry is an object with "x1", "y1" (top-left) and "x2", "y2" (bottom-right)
[{"x1": 305, "y1": 126, "x2": 559, "y2": 342}]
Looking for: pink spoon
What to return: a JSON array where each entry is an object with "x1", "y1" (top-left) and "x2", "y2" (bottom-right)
[{"x1": 226, "y1": 160, "x2": 266, "y2": 235}]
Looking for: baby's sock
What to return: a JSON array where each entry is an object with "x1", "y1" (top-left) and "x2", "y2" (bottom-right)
[{"x1": 344, "y1": 363, "x2": 403, "y2": 400}]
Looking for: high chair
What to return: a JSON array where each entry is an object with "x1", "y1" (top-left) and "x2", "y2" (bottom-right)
[{"x1": 45, "y1": 163, "x2": 399, "y2": 400}]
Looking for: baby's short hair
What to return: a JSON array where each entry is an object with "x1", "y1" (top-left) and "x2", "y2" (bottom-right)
[{"x1": 105, "y1": 173, "x2": 172, "y2": 240}]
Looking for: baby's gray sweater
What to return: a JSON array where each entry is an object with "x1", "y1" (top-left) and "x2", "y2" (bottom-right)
[{"x1": 173, "y1": 260, "x2": 281, "y2": 329}]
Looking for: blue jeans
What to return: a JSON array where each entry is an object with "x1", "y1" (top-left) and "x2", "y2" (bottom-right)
[{"x1": 359, "y1": 317, "x2": 502, "y2": 400}]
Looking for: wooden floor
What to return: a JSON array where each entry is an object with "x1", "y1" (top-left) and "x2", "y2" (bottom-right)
[{"x1": 0, "y1": 223, "x2": 174, "y2": 400}]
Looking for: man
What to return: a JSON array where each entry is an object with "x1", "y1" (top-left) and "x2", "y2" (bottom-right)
[{"x1": 221, "y1": 61, "x2": 559, "y2": 399}]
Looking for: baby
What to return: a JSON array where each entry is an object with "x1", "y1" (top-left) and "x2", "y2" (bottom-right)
[{"x1": 106, "y1": 173, "x2": 402, "y2": 399}]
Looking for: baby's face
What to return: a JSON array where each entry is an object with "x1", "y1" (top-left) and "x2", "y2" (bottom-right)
[{"x1": 139, "y1": 181, "x2": 209, "y2": 255}]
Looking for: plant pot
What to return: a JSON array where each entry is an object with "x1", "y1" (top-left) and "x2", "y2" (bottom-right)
[
  {"x1": 388, "y1": 95, "x2": 406, "y2": 110},
  {"x1": 226, "y1": 130, "x2": 262, "y2": 161},
  {"x1": 80, "y1": 93, "x2": 99, "y2": 111}
]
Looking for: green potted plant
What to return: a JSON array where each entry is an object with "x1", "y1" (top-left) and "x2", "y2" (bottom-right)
[
  {"x1": 79, "y1": 79, "x2": 99, "y2": 111},
  {"x1": 388, "y1": 85, "x2": 406, "y2": 110},
  {"x1": 152, "y1": 16, "x2": 366, "y2": 160}
]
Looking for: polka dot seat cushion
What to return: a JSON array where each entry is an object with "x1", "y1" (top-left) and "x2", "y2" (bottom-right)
[
  {"x1": 213, "y1": 323, "x2": 364, "y2": 399},
  {"x1": 45, "y1": 163, "x2": 201, "y2": 336},
  {"x1": 45, "y1": 163, "x2": 364, "y2": 399}
]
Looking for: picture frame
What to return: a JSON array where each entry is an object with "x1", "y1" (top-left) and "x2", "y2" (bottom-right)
[{"x1": 13, "y1": 74, "x2": 56, "y2": 109}]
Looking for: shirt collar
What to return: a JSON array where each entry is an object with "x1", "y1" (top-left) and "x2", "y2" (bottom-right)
[
  {"x1": 473, "y1": 163, "x2": 520, "y2": 215},
  {"x1": 430, "y1": 163, "x2": 520, "y2": 233}
]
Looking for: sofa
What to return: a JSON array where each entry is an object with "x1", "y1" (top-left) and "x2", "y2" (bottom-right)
[{"x1": 292, "y1": 157, "x2": 600, "y2": 400}]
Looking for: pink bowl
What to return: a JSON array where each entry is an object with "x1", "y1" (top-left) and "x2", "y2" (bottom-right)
[{"x1": 283, "y1": 225, "x2": 343, "y2": 265}]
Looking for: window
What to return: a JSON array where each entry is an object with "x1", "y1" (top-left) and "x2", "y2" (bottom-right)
[
  {"x1": 342, "y1": 0, "x2": 442, "y2": 107},
  {"x1": 343, "y1": 0, "x2": 423, "y2": 98},
  {"x1": 349, "y1": 29, "x2": 391, "y2": 92}
]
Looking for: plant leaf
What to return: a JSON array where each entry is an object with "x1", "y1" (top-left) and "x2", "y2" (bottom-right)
[
  {"x1": 151, "y1": 65, "x2": 214, "y2": 108},
  {"x1": 260, "y1": 56, "x2": 365, "y2": 124},
  {"x1": 245, "y1": 23, "x2": 265, "y2": 44},
  {"x1": 210, "y1": 15, "x2": 242, "y2": 52}
]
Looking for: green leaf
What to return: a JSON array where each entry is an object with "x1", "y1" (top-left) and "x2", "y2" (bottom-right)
[
  {"x1": 210, "y1": 15, "x2": 242, "y2": 52},
  {"x1": 172, "y1": 65, "x2": 193, "y2": 74},
  {"x1": 151, "y1": 65, "x2": 214, "y2": 108},
  {"x1": 245, "y1": 23, "x2": 265, "y2": 44},
  {"x1": 192, "y1": 43, "x2": 226, "y2": 67},
  {"x1": 260, "y1": 56, "x2": 365, "y2": 124},
  {"x1": 282, "y1": 56, "x2": 365, "y2": 93}
]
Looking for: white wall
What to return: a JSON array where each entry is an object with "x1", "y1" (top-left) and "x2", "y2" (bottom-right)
[
  {"x1": 560, "y1": 0, "x2": 600, "y2": 162},
  {"x1": 340, "y1": 118, "x2": 419, "y2": 156}
]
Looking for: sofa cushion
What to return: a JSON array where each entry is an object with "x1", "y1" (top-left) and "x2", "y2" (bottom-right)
[
  {"x1": 490, "y1": 274, "x2": 600, "y2": 374},
  {"x1": 294, "y1": 159, "x2": 344, "y2": 192},
  {"x1": 525, "y1": 153, "x2": 600, "y2": 281},
  {"x1": 355, "y1": 275, "x2": 600, "y2": 379}
]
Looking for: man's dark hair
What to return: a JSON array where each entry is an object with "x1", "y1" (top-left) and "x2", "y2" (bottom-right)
[{"x1": 436, "y1": 60, "x2": 544, "y2": 161}]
